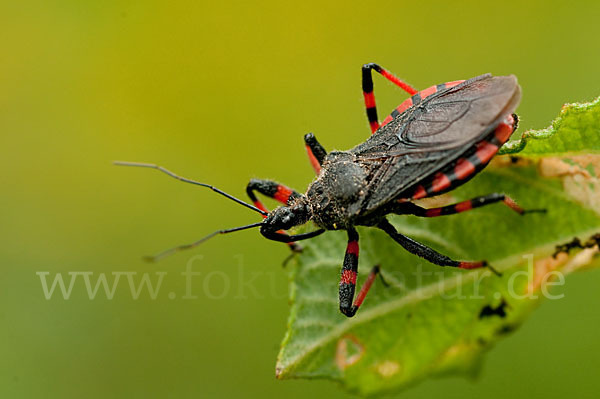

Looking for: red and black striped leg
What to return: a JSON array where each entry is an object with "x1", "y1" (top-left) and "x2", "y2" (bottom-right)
[
  {"x1": 338, "y1": 229, "x2": 382, "y2": 317},
  {"x1": 304, "y1": 133, "x2": 327, "y2": 174},
  {"x1": 339, "y1": 228, "x2": 360, "y2": 317},
  {"x1": 396, "y1": 193, "x2": 546, "y2": 218},
  {"x1": 246, "y1": 179, "x2": 302, "y2": 251},
  {"x1": 362, "y1": 63, "x2": 418, "y2": 134},
  {"x1": 377, "y1": 219, "x2": 501, "y2": 276},
  {"x1": 246, "y1": 179, "x2": 300, "y2": 211}
]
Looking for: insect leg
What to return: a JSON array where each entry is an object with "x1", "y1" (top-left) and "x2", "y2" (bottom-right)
[
  {"x1": 339, "y1": 228, "x2": 359, "y2": 317},
  {"x1": 377, "y1": 219, "x2": 500, "y2": 276},
  {"x1": 338, "y1": 229, "x2": 382, "y2": 317},
  {"x1": 304, "y1": 133, "x2": 327, "y2": 174},
  {"x1": 246, "y1": 179, "x2": 300, "y2": 211},
  {"x1": 246, "y1": 179, "x2": 302, "y2": 251},
  {"x1": 362, "y1": 63, "x2": 418, "y2": 134},
  {"x1": 394, "y1": 194, "x2": 546, "y2": 217},
  {"x1": 261, "y1": 228, "x2": 325, "y2": 243}
]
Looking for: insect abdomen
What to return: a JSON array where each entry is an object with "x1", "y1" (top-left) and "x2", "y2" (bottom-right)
[{"x1": 408, "y1": 113, "x2": 516, "y2": 200}]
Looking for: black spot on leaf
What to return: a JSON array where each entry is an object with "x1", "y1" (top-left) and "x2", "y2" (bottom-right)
[{"x1": 479, "y1": 299, "x2": 507, "y2": 319}]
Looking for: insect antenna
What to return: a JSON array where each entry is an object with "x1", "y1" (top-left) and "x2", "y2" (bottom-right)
[
  {"x1": 143, "y1": 221, "x2": 263, "y2": 262},
  {"x1": 113, "y1": 161, "x2": 268, "y2": 216}
]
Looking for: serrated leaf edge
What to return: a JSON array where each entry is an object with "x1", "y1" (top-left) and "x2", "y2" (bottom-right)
[
  {"x1": 500, "y1": 96, "x2": 600, "y2": 155},
  {"x1": 276, "y1": 227, "x2": 600, "y2": 378}
]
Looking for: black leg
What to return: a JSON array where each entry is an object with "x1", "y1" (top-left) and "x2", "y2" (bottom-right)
[
  {"x1": 304, "y1": 133, "x2": 327, "y2": 174},
  {"x1": 394, "y1": 193, "x2": 545, "y2": 218},
  {"x1": 362, "y1": 63, "x2": 418, "y2": 134},
  {"x1": 260, "y1": 228, "x2": 325, "y2": 243},
  {"x1": 377, "y1": 219, "x2": 500, "y2": 275}
]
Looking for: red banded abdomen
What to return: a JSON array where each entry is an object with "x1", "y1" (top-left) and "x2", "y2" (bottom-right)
[{"x1": 408, "y1": 112, "x2": 517, "y2": 200}]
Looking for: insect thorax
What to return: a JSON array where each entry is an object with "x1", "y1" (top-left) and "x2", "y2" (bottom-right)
[{"x1": 306, "y1": 151, "x2": 367, "y2": 230}]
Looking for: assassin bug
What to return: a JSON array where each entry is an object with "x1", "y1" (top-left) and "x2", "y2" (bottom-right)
[{"x1": 116, "y1": 63, "x2": 540, "y2": 318}]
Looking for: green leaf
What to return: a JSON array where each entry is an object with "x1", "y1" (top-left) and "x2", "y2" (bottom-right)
[
  {"x1": 276, "y1": 98, "x2": 600, "y2": 395},
  {"x1": 500, "y1": 96, "x2": 600, "y2": 155}
]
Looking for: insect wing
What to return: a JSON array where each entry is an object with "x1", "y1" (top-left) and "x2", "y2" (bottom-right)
[{"x1": 353, "y1": 74, "x2": 521, "y2": 212}]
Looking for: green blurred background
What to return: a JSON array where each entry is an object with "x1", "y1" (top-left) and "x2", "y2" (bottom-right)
[{"x1": 2, "y1": 0, "x2": 600, "y2": 397}]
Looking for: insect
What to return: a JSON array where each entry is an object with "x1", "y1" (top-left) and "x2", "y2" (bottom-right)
[{"x1": 117, "y1": 63, "x2": 540, "y2": 317}]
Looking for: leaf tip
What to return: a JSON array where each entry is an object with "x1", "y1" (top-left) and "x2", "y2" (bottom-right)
[{"x1": 275, "y1": 365, "x2": 284, "y2": 379}]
